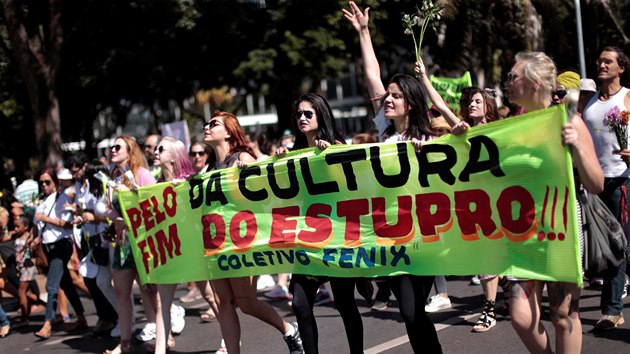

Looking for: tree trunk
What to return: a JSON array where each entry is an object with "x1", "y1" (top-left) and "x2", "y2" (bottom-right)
[{"x1": 1, "y1": 0, "x2": 64, "y2": 167}]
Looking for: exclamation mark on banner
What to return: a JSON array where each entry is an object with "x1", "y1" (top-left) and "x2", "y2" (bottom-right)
[
  {"x1": 548, "y1": 187, "x2": 559, "y2": 240},
  {"x1": 559, "y1": 186, "x2": 568, "y2": 241},
  {"x1": 539, "y1": 186, "x2": 550, "y2": 241}
]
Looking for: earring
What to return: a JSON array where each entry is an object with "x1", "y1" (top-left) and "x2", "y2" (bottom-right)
[{"x1": 225, "y1": 135, "x2": 231, "y2": 139}]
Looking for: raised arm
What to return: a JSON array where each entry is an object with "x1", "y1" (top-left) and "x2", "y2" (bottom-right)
[
  {"x1": 414, "y1": 58, "x2": 460, "y2": 127},
  {"x1": 562, "y1": 114, "x2": 604, "y2": 194},
  {"x1": 343, "y1": 1, "x2": 385, "y2": 113}
]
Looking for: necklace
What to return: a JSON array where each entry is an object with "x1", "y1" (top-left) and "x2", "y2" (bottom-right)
[{"x1": 600, "y1": 86, "x2": 623, "y2": 100}]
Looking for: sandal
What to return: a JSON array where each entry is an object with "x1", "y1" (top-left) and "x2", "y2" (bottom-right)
[
  {"x1": 200, "y1": 308, "x2": 216, "y2": 322},
  {"x1": 472, "y1": 299, "x2": 496, "y2": 333},
  {"x1": 104, "y1": 340, "x2": 135, "y2": 354},
  {"x1": 34, "y1": 322, "x2": 52, "y2": 340}
]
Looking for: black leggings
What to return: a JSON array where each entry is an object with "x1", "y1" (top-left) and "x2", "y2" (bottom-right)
[
  {"x1": 290, "y1": 275, "x2": 363, "y2": 354},
  {"x1": 388, "y1": 275, "x2": 442, "y2": 354}
]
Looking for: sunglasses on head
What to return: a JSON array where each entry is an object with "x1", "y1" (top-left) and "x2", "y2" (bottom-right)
[
  {"x1": 553, "y1": 89, "x2": 568, "y2": 99},
  {"x1": 189, "y1": 151, "x2": 206, "y2": 157},
  {"x1": 204, "y1": 120, "x2": 224, "y2": 129},
  {"x1": 110, "y1": 144, "x2": 122, "y2": 152},
  {"x1": 39, "y1": 180, "x2": 52, "y2": 186},
  {"x1": 295, "y1": 110, "x2": 314, "y2": 120}
]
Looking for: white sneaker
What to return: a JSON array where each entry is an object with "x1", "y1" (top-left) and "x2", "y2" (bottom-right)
[
  {"x1": 264, "y1": 285, "x2": 292, "y2": 300},
  {"x1": 217, "y1": 338, "x2": 228, "y2": 354},
  {"x1": 171, "y1": 304, "x2": 186, "y2": 334},
  {"x1": 136, "y1": 322, "x2": 156, "y2": 341},
  {"x1": 425, "y1": 295, "x2": 452, "y2": 313},
  {"x1": 470, "y1": 276, "x2": 481, "y2": 285},
  {"x1": 257, "y1": 274, "x2": 276, "y2": 291}
]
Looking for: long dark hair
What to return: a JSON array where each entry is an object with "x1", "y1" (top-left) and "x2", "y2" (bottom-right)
[
  {"x1": 383, "y1": 74, "x2": 434, "y2": 139},
  {"x1": 292, "y1": 93, "x2": 346, "y2": 149},
  {"x1": 86, "y1": 162, "x2": 110, "y2": 198}
]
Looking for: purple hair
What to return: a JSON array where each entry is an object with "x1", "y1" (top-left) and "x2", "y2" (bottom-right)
[{"x1": 160, "y1": 137, "x2": 195, "y2": 180}]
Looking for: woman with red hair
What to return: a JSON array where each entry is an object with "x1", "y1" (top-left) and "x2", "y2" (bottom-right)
[{"x1": 203, "y1": 112, "x2": 303, "y2": 354}]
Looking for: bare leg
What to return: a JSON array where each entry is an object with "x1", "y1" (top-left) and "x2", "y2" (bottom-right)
[
  {"x1": 548, "y1": 282, "x2": 582, "y2": 354},
  {"x1": 196, "y1": 280, "x2": 219, "y2": 317},
  {"x1": 58, "y1": 288, "x2": 69, "y2": 319},
  {"x1": 230, "y1": 277, "x2": 289, "y2": 333},
  {"x1": 112, "y1": 268, "x2": 136, "y2": 341},
  {"x1": 212, "y1": 278, "x2": 241, "y2": 354},
  {"x1": 18, "y1": 281, "x2": 30, "y2": 320},
  {"x1": 509, "y1": 280, "x2": 552, "y2": 354},
  {"x1": 155, "y1": 284, "x2": 176, "y2": 354}
]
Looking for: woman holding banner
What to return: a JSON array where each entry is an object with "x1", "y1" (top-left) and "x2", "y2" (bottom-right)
[
  {"x1": 153, "y1": 137, "x2": 195, "y2": 354},
  {"x1": 202, "y1": 112, "x2": 303, "y2": 354},
  {"x1": 343, "y1": 2, "x2": 441, "y2": 353},
  {"x1": 275, "y1": 92, "x2": 367, "y2": 354},
  {"x1": 104, "y1": 136, "x2": 157, "y2": 354},
  {"x1": 506, "y1": 52, "x2": 603, "y2": 354},
  {"x1": 416, "y1": 58, "x2": 510, "y2": 332}
]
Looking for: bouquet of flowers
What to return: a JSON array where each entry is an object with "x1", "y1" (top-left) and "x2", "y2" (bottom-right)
[
  {"x1": 402, "y1": 0, "x2": 444, "y2": 62},
  {"x1": 603, "y1": 106, "x2": 630, "y2": 167}
]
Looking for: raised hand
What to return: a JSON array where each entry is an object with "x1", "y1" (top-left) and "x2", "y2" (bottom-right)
[{"x1": 342, "y1": 1, "x2": 369, "y2": 32}]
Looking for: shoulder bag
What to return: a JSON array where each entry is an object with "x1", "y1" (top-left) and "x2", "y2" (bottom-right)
[{"x1": 580, "y1": 192, "x2": 628, "y2": 279}]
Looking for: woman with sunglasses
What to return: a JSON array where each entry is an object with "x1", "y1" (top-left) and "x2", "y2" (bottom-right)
[
  {"x1": 505, "y1": 52, "x2": 603, "y2": 354},
  {"x1": 104, "y1": 136, "x2": 157, "y2": 354},
  {"x1": 189, "y1": 142, "x2": 213, "y2": 174},
  {"x1": 203, "y1": 112, "x2": 303, "y2": 354},
  {"x1": 275, "y1": 93, "x2": 367, "y2": 354},
  {"x1": 150, "y1": 137, "x2": 195, "y2": 354},
  {"x1": 33, "y1": 167, "x2": 87, "y2": 339},
  {"x1": 344, "y1": 3, "x2": 440, "y2": 353}
]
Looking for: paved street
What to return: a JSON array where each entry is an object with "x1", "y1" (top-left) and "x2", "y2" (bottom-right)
[{"x1": 0, "y1": 276, "x2": 629, "y2": 353}]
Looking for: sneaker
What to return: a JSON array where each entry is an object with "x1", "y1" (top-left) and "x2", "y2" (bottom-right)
[
  {"x1": 283, "y1": 322, "x2": 303, "y2": 354},
  {"x1": 594, "y1": 313, "x2": 625, "y2": 330},
  {"x1": 136, "y1": 322, "x2": 156, "y2": 341},
  {"x1": 179, "y1": 287, "x2": 202, "y2": 303},
  {"x1": 470, "y1": 276, "x2": 481, "y2": 285},
  {"x1": 216, "y1": 339, "x2": 228, "y2": 354},
  {"x1": 264, "y1": 285, "x2": 292, "y2": 300},
  {"x1": 314, "y1": 288, "x2": 332, "y2": 306},
  {"x1": 371, "y1": 300, "x2": 391, "y2": 311},
  {"x1": 171, "y1": 304, "x2": 186, "y2": 334},
  {"x1": 425, "y1": 295, "x2": 452, "y2": 313},
  {"x1": 257, "y1": 274, "x2": 276, "y2": 291}
]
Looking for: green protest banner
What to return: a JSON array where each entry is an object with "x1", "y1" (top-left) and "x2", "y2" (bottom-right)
[
  {"x1": 118, "y1": 105, "x2": 582, "y2": 285},
  {"x1": 430, "y1": 71, "x2": 472, "y2": 112}
]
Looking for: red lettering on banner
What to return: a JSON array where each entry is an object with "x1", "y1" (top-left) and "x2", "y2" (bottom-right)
[
  {"x1": 455, "y1": 189, "x2": 501, "y2": 241},
  {"x1": 498, "y1": 186, "x2": 537, "y2": 242},
  {"x1": 415, "y1": 192, "x2": 453, "y2": 242},
  {"x1": 337, "y1": 199, "x2": 369, "y2": 247},
  {"x1": 150, "y1": 196, "x2": 166, "y2": 225},
  {"x1": 139, "y1": 199, "x2": 154, "y2": 231},
  {"x1": 163, "y1": 186, "x2": 178, "y2": 217},
  {"x1": 230, "y1": 211, "x2": 257, "y2": 252},
  {"x1": 269, "y1": 206, "x2": 299, "y2": 247},
  {"x1": 298, "y1": 203, "x2": 333, "y2": 246},
  {"x1": 372, "y1": 196, "x2": 415, "y2": 245},
  {"x1": 136, "y1": 222, "x2": 181, "y2": 274},
  {"x1": 126, "y1": 208, "x2": 142, "y2": 239},
  {"x1": 202, "y1": 213, "x2": 227, "y2": 256}
]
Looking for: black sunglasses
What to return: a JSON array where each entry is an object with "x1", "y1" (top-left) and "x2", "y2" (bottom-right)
[
  {"x1": 295, "y1": 110, "x2": 315, "y2": 120},
  {"x1": 204, "y1": 120, "x2": 223, "y2": 129},
  {"x1": 110, "y1": 144, "x2": 122, "y2": 152},
  {"x1": 553, "y1": 89, "x2": 568, "y2": 99},
  {"x1": 154, "y1": 146, "x2": 166, "y2": 154},
  {"x1": 39, "y1": 180, "x2": 52, "y2": 186},
  {"x1": 189, "y1": 151, "x2": 206, "y2": 157}
]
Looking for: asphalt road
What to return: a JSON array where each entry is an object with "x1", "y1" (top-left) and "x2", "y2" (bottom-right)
[{"x1": 1, "y1": 276, "x2": 629, "y2": 353}]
